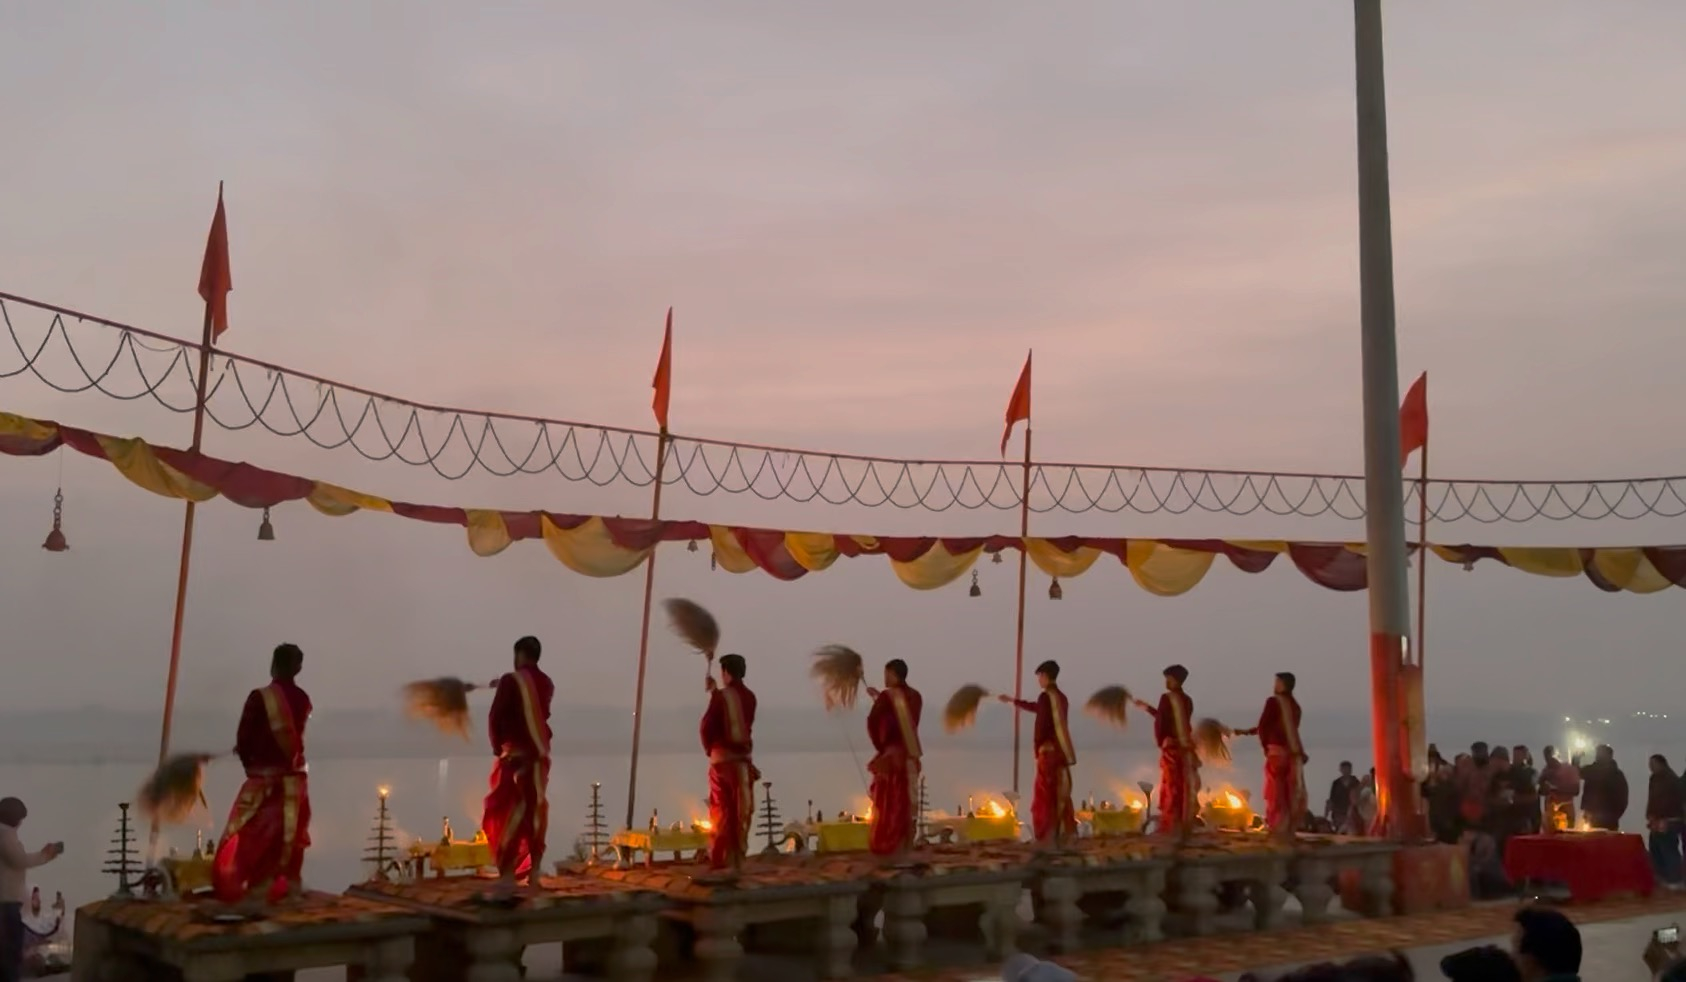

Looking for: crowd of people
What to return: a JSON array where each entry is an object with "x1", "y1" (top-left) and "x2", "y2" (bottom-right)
[{"x1": 1315, "y1": 741, "x2": 1686, "y2": 896}]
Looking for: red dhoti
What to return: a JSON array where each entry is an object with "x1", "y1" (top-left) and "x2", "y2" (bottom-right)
[
  {"x1": 868, "y1": 749, "x2": 920, "y2": 855},
  {"x1": 708, "y1": 755, "x2": 758, "y2": 869},
  {"x1": 1031, "y1": 749, "x2": 1076, "y2": 842},
  {"x1": 1158, "y1": 744, "x2": 1199, "y2": 832},
  {"x1": 481, "y1": 753, "x2": 550, "y2": 876},
  {"x1": 1264, "y1": 747, "x2": 1306, "y2": 833},
  {"x1": 213, "y1": 771, "x2": 309, "y2": 903}
]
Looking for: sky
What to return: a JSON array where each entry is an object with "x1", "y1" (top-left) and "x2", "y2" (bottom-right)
[{"x1": 1, "y1": 1, "x2": 1684, "y2": 724}]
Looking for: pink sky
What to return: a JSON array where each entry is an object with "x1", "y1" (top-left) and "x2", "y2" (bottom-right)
[{"x1": 1, "y1": 1, "x2": 1684, "y2": 719}]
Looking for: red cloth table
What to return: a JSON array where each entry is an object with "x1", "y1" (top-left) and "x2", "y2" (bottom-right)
[{"x1": 1504, "y1": 832, "x2": 1656, "y2": 902}]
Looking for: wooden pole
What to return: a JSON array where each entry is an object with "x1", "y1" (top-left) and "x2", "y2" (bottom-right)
[
  {"x1": 1010, "y1": 422, "x2": 1032, "y2": 796},
  {"x1": 624, "y1": 430, "x2": 669, "y2": 831},
  {"x1": 1353, "y1": 0, "x2": 1413, "y2": 840},
  {"x1": 149, "y1": 303, "x2": 215, "y2": 850},
  {"x1": 1415, "y1": 443, "x2": 1428, "y2": 667}
]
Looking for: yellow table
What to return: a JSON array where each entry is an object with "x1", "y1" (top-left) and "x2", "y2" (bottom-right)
[
  {"x1": 611, "y1": 826, "x2": 711, "y2": 867},
  {"x1": 1079, "y1": 805, "x2": 1146, "y2": 836},
  {"x1": 429, "y1": 836, "x2": 495, "y2": 874},
  {"x1": 928, "y1": 814, "x2": 1021, "y2": 843},
  {"x1": 1200, "y1": 802, "x2": 1255, "y2": 832},
  {"x1": 159, "y1": 855, "x2": 213, "y2": 896},
  {"x1": 809, "y1": 820, "x2": 871, "y2": 853}
]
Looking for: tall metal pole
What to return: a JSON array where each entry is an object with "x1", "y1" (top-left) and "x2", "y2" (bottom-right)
[
  {"x1": 1010, "y1": 421, "x2": 1032, "y2": 796},
  {"x1": 1353, "y1": 0, "x2": 1413, "y2": 840},
  {"x1": 624, "y1": 431, "x2": 669, "y2": 830}
]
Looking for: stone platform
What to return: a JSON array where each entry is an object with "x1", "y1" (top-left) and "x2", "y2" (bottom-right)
[
  {"x1": 348, "y1": 874, "x2": 664, "y2": 982},
  {"x1": 70, "y1": 890, "x2": 423, "y2": 982},
  {"x1": 70, "y1": 833, "x2": 1406, "y2": 981}
]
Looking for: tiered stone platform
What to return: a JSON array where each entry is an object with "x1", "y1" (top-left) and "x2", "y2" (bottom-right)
[{"x1": 70, "y1": 832, "x2": 1405, "y2": 981}]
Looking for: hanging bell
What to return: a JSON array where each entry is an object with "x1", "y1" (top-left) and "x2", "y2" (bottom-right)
[
  {"x1": 257, "y1": 507, "x2": 276, "y2": 541},
  {"x1": 687, "y1": 539, "x2": 699, "y2": 553},
  {"x1": 991, "y1": 551, "x2": 1003, "y2": 564},
  {"x1": 1048, "y1": 576, "x2": 1063, "y2": 600},
  {"x1": 968, "y1": 569, "x2": 981, "y2": 598},
  {"x1": 42, "y1": 488, "x2": 68, "y2": 552}
]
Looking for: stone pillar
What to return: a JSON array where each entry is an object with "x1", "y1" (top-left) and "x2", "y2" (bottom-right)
[
  {"x1": 691, "y1": 906, "x2": 744, "y2": 982},
  {"x1": 1122, "y1": 868, "x2": 1167, "y2": 944},
  {"x1": 1036, "y1": 875, "x2": 1082, "y2": 954},
  {"x1": 1358, "y1": 855, "x2": 1397, "y2": 918},
  {"x1": 978, "y1": 885, "x2": 1020, "y2": 962},
  {"x1": 817, "y1": 894, "x2": 858, "y2": 979},
  {"x1": 608, "y1": 911, "x2": 659, "y2": 982},
  {"x1": 1292, "y1": 857, "x2": 1336, "y2": 924},
  {"x1": 463, "y1": 926, "x2": 523, "y2": 982},
  {"x1": 1166, "y1": 864, "x2": 1220, "y2": 937},
  {"x1": 881, "y1": 888, "x2": 929, "y2": 971},
  {"x1": 364, "y1": 937, "x2": 416, "y2": 982}
]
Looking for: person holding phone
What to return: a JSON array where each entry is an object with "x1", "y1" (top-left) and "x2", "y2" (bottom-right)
[{"x1": 0, "y1": 797, "x2": 63, "y2": 982}]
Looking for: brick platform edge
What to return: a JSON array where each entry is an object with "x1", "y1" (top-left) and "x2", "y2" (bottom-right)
[{"x1": 869, "y1": 890, "x2": 1686, "y2": 982}]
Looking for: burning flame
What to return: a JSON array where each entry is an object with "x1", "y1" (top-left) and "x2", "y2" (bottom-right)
[
  {"x1": 1221, "y1": 791, "x2": 1243, "y2": 809},
  {"x1": 979, "y1": 799, "x2": 1008, "y2": 818},
  {"x1": 377, "y1": 785, "x2": 391, "y2": 799},
  {"x1": 692, "y1": 817, "x2": 713, "y2": 832},
  {"x1": 1575, "y1": 815, "x2": 1591, "y2": 832}
]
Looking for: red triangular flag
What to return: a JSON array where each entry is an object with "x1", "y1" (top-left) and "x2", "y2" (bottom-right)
[
  {"x1": 1399, "y1": 371, "x2": 1427, "y2": 468},
  {"x1": 1000, "y1": 351, "x2": 1032, "y2": 455},
  {"x1": 197, "y1": 183, "x2": 232, "y2": 343},
  {"x1": 652, "y1": 307, "x2": 673, "y2": 430}
]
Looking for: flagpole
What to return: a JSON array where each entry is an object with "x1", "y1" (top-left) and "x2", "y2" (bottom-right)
[
  {"x1": 149, "y1": 302, "x2": 215, "y2": 850},
  {"x1": 1414, "y1": 440, "x2": 1428, "y2": 668},
  {"x1": 624, "y1": 429, "x2": 669, "y2": 831},
  {"x1": 1010, "y1": 420, "x2": 1031, "y2": 797}
]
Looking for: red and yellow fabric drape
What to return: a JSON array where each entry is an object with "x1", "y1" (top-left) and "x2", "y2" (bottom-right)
[{"x1": 4, "y1": 410, "x2": 1685, "y2": 596}]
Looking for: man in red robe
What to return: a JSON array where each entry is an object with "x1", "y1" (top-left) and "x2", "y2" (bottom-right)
[
  {"x1": 700, "y1": 653, "x2": 758, "y2": 871},
  {"x1": 481, "y1": 635, "x2": 554, "y2": 890},
  {"x1": 1135, "y1": 664, "x2": 1198, "y2": 840},
  {"x1": 213, "y1": 643, "x2": 311, "y2": 907},
  {"x1": 1236, "y1": 672, "x2": 1307, "y2": 840},
  {"x1": 999, "y1": 660, "x2": 1077, "y2": 846},
  {"x1": 864, "y1": 658, "x2": 923, "y2": 857}
]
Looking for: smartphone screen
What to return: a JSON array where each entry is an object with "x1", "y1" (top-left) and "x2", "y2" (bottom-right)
[{"x1": 1658, "y1": 926, "x2": 1680, "y2": 945}]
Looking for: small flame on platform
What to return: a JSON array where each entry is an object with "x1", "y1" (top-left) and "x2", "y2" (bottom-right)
[
  {"x1": 692, "y1": 817, "x2": 713, "y2": 832},
  {"x1": 378, "y1": 785, "x2": 391, "y2": 799},
  {"x1": 979, "y1": 799, "x2": 1008, "y2": 818},
  {"x1": 1575, "y1": 815, "x2": 1592, "y2": 832}
]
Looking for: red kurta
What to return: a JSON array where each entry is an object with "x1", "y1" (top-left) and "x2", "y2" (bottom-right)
[
  {"x1": 867, "y1": 684, "x2": 923, "y2": 855},
  {"x1": 1255, "y1": 694, "x2": 1306, "y2": 834},
  {"x1": 700, "y1": 681, "x2": 759, "y2": 869},
  {"x1": 213, "y1": 680, "x2": 312, "y2": 903},
  {"x1": 1146, "y1": 691, "x2": 1198, "y2": 832},
  {"x1": 1010, "y1": 687, "x2": 1077, "y2": 842},
  {"x1": 480, "y1": 665, "x2": 554, "y2": 877}
]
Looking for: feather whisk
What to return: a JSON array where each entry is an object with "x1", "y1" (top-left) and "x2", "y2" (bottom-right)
[
  {"x1": 402, "y1": 677, "x2": 479, "y2": 738},
  {"x1": 810, "y1": 645, "x2": 866, "y2": 711},
  {"x1": 137, "y1": 753, "x2": 218, "y2": 824},
  {"x1": 1194, "y1": 718, "x2": 1233, "y2": 767},
  {"x1": 944, "y1": 684, "x2": 991, "y2": 733},
  {"x1": 1084, "y1": 685, "x2": 1133, "y2": 728},
  {"x1": 663, "y1": 598, "x2": 720, "y2": 657}
]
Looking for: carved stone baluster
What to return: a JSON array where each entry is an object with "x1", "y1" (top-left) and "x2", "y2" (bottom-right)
[
  {"x1": 463, "y1": 926, "x2": 523, "y2": 982},
  {"x1": 692, "y1": 905, "x2": 745, "y2": 982},
  {"x1": 1122, "y1": 866, "x2": 1168, "y2": 944},
  {"x1": 607, "y1": 910, "x2": 659, "y2": 982},
  {"x1": 817, "y1": 894, "x2": 859, "y2": 979},
  {"x1": 1291, "y1": 857, "x2": 1336, "y2": 924},
  {"x1": 880, "y1": 886, "x2": 929, "y2": 971},
  {"x1": 1037, "y1": 875, "x2": 1082, "y2": 953}
]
